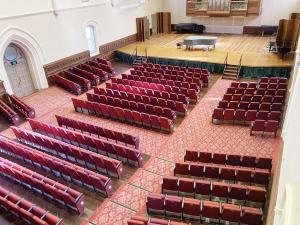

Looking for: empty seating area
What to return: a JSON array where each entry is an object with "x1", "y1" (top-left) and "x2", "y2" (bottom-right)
[
  {"x1": 127, "y1": 144, "x2": 272, "y2": 225},
  {"x1": 53, "y1": 57, "x2": 111, "y2": 95},
  {"x1": 212, "y1": 77, "x2": 288, "y2": 137},
  {"x1": 28, "y1": 119, "x2": 143, "y2": 167},
  {"x1": 0, "y1": 99, "x2": 20, "y2": 125},
  {"x1": 118, "y1": 76, "x2": 199, "y2": 103},
  {"x1": 0, "y1": 136, "x2": 113, "y2": 197},
  {"x1": 174, "y1": 162, "x2": 270, "y2": 186},
  {"x1": 162, "y1": 176, "x2": 267, "y2": 207},
  {"x1": 55, "y1": 115, "x2": 139, "y2": 149},
  {"x1": 250, "y1": 119, "x2": 279, "y2": 137},
  {"x1": 184, "y1": 150, "x2": 272, "y2": 170},
  {"x1": 70, "y1": 64, "x2": 212, "y2": 133},
  {"x1": 0, "y1": 156, "x2": 85, "y2": 214},
  {"x1": 12, "y1": 126, "x2": 123, "y2": 178},
  {"x1": 134, "y1": 62, "x2": 210, "y2": 87},
  {"x1": 4, "y1": 93, "x2": 35, "y2": 119},
  {"x1": 146, "y1": 193, "x2": 263, "y2": 225},
  {"x1": 72, "y1": 97, "x2": 175, "y2": 133},
  {"x1": 0, "y1": 186, "x2": 64, "y2": 225}
]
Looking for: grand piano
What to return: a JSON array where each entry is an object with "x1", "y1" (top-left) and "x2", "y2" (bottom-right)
[{"x1": 183, "y1": 36, "x2": 218, "y2": 50}]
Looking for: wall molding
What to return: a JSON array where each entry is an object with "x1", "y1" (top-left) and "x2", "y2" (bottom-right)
[
  {"x1": 0, "y1": 1, "x2": 109, "y2": 21},
  {"x1": 43, "y1": 50, "x2": 90, "y2": 78}
]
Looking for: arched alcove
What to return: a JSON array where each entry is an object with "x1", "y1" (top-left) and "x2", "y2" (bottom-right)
[{"x1": 0, "y1": 27, "x2": 48, "y2": 95}]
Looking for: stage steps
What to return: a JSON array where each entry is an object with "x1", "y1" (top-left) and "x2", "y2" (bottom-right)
[
  {"x1": 222, "y1": 64, "x2": 240, "y2": 80},
  {"x1": 132, "y1": 56, "x2": 147, "y2": 66}
]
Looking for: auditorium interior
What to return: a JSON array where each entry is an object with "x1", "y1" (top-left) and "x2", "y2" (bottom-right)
[{"x1": 0, "y1": 0, "x2": 299, "y2": 225}]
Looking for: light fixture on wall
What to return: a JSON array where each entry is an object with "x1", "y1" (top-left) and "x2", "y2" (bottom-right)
[{"x1": 111, "y1": 0, "x2": 145, "y2": 10}]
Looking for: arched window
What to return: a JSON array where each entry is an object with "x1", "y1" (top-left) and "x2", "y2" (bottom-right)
[{"x1": 85, "y1": 25, "x2": 98, "y2": 55}]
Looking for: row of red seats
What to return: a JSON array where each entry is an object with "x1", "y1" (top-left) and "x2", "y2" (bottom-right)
[
  {"x1": 95, "y1": 57, "x2": 114, "y2": 74},
  {"x1": 184, "y1": 150, "x2": 272, "y2": 170},
  {"x1": 78, "y1": 63, "x2": 108, "y2": 81},
  {"x1": 139, "y1": 63, "x2": 211, "y2": 75},
  {"x1": 104, "y1": 82, "x2": 189, "y2": 106},
  {"x1": 223, "y1": 92, "x2": 285, "y2": 103},
  {"x1": 63, "y1": 71, "x2": 91, "y2": 91},
  {"x1": 218, "y1": 100, "x2": 283, "y2": 112},
  {"x1": 259, "y1": 77, "x2": 288, "y2": 84},
  {"x1": 250, "y1": 120, "x2": 279, "y2": 137},
  {"x1": 109, "y1": 79, "x2": 199, "y2": 103},
  {"x1": 72, "y1": 98, "x2": 174, "y2": 133},
  {"x1": 146, "y1": 193, "x2": 262, "y2": 225},
  {"x1": 134, "y1": 65, "x2": 210, "y2": 87},
  {"x1": 103, "y1": 84, "x2": 189, "y2": 107},
  {"x1": 53, "y1": 75, "x2": 81, "y2": 95},
  {"x1": 0, "y1": 99, "x2": 20, "y2": 125},
  {"x1": 230, "y1": 82, "x2": 257, "y2": 89},
  {"x1": 0, "y1": 186, "x2": 64, "y2": 225},
  {"x1": 4, "y1": 94, "x2": 35, "y2": 118},
  {"x1": 129, "y1": 70, "x2": 203, "y2": 87},
  {"x1": 186, "y1": 66, "x2": 210, "y2": 75},
  {"x1": 141, "y1": 63, "x2": 184, "y2": 71},
  {"x1": 55, "y1": 115, "x2": 139, "y2": 149},
  {"x1": 128, "y1": 215, "x2": 187, "y2": 225},
  {"x1": 174, "y1": 162, "x2": 270, "y2": 186},
  {"x1": 88, "y1": 92, "x2": 180, "y2": 120},
  {"x1": 256, "y1": 82, "x2": 287, "y2": 91},
  {"x1": 86, "y1": 60, "x2": 113, "y2": 76},
  {"x1": 69, "y1": 67, "x2": 100, "y2": 86},
  {"x1": 123, "y1": 73, "x2": 201, "y2": 92},
  {"x1": 0, "y1": 156, "x2": 85, "y2": 214},
  {"x1": 87, "y1": 93, "x2": 179, "y2": 124},
  {"x1": 226, "y1": 85, "x2": 287, "y2": 96},
  {"x1": 28, "y1": 119, "x2": 143, "y2": 167},
  {"x1": 12, "y1": 126, "x2": 123, "y2": 178},
  {"x1": 162, "y1": 176, "x2": 266, "y2": 207},
  {"x1": 0, "y1": 136, "x2": 112, "y2": 197},
  {"x1": 212, "y1": 108, "x2": 281, "y2": 125},
  {"x1": 95, "y1": 88, "x2": 186, "y2": 117}
]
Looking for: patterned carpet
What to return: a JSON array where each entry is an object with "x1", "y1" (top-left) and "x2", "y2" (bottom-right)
[{"x1": 0, "y1": 77, "x2": 281, "y2": 225}]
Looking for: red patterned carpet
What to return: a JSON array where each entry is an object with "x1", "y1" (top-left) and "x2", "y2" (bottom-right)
[{"x1": 0, "y1": 77, "x2": 281, "y2": 225}]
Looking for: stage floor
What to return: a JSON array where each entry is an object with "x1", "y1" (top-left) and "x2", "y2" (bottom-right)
[{"x1": 117, "y1": 34, "x2": 294, "y2": 67}]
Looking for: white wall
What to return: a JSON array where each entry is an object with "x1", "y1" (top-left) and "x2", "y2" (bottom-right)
[
  {"x1": 272, "y1": 38, "x2": 300, "y2": 225},
  {"x1": 0, "y1": 0, "x2": 164, "y2": 63},
  {"x1": 0, "y1": 0, "x2": 164, "y2": 93},
  {"x1": 163, "y1": 0, "x2": 300, "y2": 34}
]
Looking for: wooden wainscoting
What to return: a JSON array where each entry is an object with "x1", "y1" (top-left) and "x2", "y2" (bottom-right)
[
  {"x1": 43, "y1": 34, "x2": 137, "y2": 84},
  {"x1": 43, "y1": 51, "x2": 90, "y2": 80},
  {"x1": 99, "y1": 34, "x2": 137, "y2": 60}
]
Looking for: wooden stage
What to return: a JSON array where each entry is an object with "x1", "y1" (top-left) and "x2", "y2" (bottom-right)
[{"x1": 117, "y1": 34, "x2": 294, "y2": 68}]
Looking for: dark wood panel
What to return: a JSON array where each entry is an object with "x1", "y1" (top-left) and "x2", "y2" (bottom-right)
[
  {"x1": 0, "y1": 80, "x2": 6, "y2": 97},
  {"x1": 243, "y1": 26, "x2": 261, "y2": 35},
  {"x1": 43, "y1": 51, "x2": 90, "y2": 78}
]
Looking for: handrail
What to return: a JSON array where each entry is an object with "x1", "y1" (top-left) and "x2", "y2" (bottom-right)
[
  {"x1": 237, "y1": 54, "x2": 243, "y2": 79},
  {"x1": 144, "y1": 47, "x2": 148, "y2": 59},
  {"x1": 224, "y1": 52, "x2": 229, "y2": 66},
  {"x1": 130, "y1": 46, "x2": 138, "y2": 59}
]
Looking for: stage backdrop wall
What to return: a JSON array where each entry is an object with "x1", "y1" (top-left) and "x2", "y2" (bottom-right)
[{"x1": 162, "y1": 0, "x2": 300, "y2": 34}]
